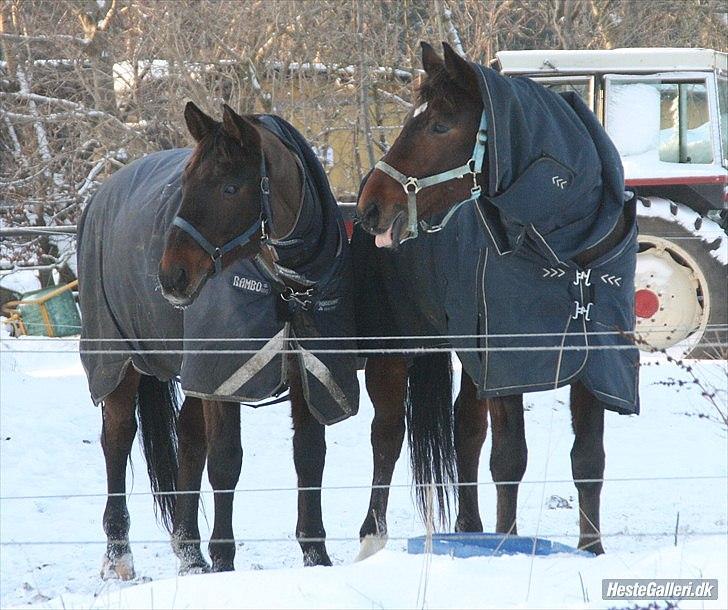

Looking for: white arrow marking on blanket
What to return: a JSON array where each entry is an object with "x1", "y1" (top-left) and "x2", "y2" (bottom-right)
[
  {"x1": 600, "y1": 273, "x2": 622, "y2": 286},
  {"x1": 542, "y1": 267, "x2": 565, "y2": 278},
  {"x1": 551, "y1": 176, "x2": 567, "y2": 189},
  {"x1": 215, "y1": 328, "x2": 288, "y2": 396}
]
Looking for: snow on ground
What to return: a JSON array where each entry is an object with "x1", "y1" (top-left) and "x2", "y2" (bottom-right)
[{"x1": 0, "y1": 338, "x2": 726, "y2": 609}]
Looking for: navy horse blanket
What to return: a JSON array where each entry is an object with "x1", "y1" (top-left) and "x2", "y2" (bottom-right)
[
  {"x1": 78, "y1": 115, "x2": 359, "y2": 424},
  {"x1": 354, "y1": 63, "x2": 639, "y2": 414}
]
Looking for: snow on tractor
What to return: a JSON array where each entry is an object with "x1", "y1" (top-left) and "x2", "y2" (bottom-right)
[{"x1": 496, "y1": 48, "x2": 727, "y2": 358}]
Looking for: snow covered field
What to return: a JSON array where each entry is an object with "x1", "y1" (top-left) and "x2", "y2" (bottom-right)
[{"x1": 0, "y1": 336, "x2": 726, "y2": 609}]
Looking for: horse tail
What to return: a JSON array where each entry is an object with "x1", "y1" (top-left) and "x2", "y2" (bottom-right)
[
  {"x1": 135, "y1": 374, "x2": 180, "y2": 532},
  {"x1": 405, "y1": 352, "x2": 456, "y2": 530}
]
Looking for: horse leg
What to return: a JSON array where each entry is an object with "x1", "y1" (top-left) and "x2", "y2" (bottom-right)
[
  {"x1": 203, "y1": 400, "x2": 242, "y2": 572},
  {"x1": 289, "y1": 362, "x2": 331, "y2": 566},
  {"x1": 357, "y1": 356, "x2": 407, "y2": 560},
  {"x1": 172, "y1": 396, "x2": 210, "y2": 574},
  {"x1": 570, "y1": 382, "x2": 605, "y2": 554},
  {"x1": 454, "y1": 373, "x2": 488, "y2": 532},
  {"x1": 100, "y1": 366, "x2": 140, "y2": 580},
  {"x1": 489, "y1": 394, "x2": 527, "y2": 535}
]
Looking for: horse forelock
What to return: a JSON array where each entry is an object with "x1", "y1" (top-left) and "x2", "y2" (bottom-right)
[
  {"x1": 184, "y1": 121, "x2": 260, "y2": 178},
  {"x1": 416, "y1": 65, "x2": 476, "y2": 113}
]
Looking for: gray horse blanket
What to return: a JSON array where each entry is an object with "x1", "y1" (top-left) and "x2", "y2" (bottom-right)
[
  {"x1": 78, "y1": 115, "x2": 359, "y2": 424},
  {"x1": 354, "y1": 63, "x2": 639, "y2": 414}
]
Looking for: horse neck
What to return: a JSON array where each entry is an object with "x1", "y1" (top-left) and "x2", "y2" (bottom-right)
[
  {"x1": 257, "y1": 127, "x2": 316, "y2": 287},
  {"x1": 260, "y1": 128, "x2": 303, "y2": 240}
]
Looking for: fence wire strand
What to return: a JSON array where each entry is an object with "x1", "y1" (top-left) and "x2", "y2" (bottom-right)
[
  {"x1": 2, "y1": 530, "x2": 725, "y2": 549},
  {"x1": 1, "y1": 474, "x2": 724, "y2": 502}
]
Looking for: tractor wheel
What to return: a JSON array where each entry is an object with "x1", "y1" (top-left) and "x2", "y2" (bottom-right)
[{"x1": 635, "y1": 198, "x2": 727, "y2": 359}]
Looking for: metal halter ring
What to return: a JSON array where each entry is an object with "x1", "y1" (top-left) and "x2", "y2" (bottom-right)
[{"x1": 404, "y1": 177, "x2": 421, "y2": 193}]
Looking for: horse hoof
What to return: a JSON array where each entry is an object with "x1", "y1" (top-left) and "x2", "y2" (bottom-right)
[
  {"x1": 303, "y1": 546, "x2": 332, "y2": 567},
  {"x1": 355, "y1": 534, "x2": 388, "y2": 562},
  {"x1": 211, "y1": 561, "x2": 235, "y2": 573},
  {"x1": 178, "y1": 554, "x2": 211, "y2": 576},
  {"x1": 179, "y1": 563, "x2": 210, "y2": 576},
  {"x1": 101, "y1": 552, "x2": 136, "y2": 581},
  {"x1": 175, "y1": 547, "x2": 211, "y2": 576}
]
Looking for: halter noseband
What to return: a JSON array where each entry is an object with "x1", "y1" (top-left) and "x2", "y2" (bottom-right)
[
  {"x1": 374, "y1": 110, "x2": 488, "y2": 242},
  {"x1": 172, "y1": 154, "x2": 271, "y2": 275}
]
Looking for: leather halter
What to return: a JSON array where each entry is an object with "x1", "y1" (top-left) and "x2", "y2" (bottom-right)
[
  {"x1": 172, "y1": 155, "x2": 271, "y2": 275},
  {"x1": 374, "y1": 110, "x2": 488, "y2": 242}
]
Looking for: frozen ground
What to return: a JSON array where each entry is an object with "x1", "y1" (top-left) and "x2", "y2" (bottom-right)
[{"x1": 0, "y1": 337, "x2": 726, "y2": 609}]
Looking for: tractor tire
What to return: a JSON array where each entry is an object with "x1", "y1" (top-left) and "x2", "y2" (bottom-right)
[{"x1": 635, "y1": 198, "x2": 727, "y2": 359}]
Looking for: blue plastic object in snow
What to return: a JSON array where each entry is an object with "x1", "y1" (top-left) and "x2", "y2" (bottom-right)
[{"x1": 407, "y1": 533, "x2": 586, "y2": 558}]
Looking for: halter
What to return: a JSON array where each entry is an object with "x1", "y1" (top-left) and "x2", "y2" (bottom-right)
[
  {"x1": 374, "y1": 110, "x2": 488, "y2": 242},
  {"x1": 172, "y1": 154, "x2": 271, "y2": 275}
]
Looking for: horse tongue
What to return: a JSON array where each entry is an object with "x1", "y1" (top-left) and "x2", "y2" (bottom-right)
[{"x1": 375, "y1": 225, "x2": 394, "y2": 248}]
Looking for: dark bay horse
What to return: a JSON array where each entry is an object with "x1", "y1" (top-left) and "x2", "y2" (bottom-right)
[
  {"x1": 354, "y1": 42, "x2": 639, "y2": 558},
  {"x1": 78, "y1": 102, "x2": 356, "y2": 578}
]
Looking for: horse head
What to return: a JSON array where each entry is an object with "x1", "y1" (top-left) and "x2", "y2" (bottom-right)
[
  {"x1": 159, "y1": 103, "x2": 301, "y2": 306},
  {"x1": 357, "y1": 42, "x2": 485, "y2": 249}
]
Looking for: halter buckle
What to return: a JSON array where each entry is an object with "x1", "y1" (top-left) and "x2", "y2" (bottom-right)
[
  {"x1": 403, "y1": 176, "x2": 421, "y2": 194},
  {"x1": 467, "y1": 158, "x2": 480, "y2": 192}
]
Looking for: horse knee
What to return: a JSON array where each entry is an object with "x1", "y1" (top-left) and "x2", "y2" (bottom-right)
[
  {"x1": 490, "y1": 445, "x2": 527, "y2": 482},
  {"x1": 490, "y1": 428, "x2": 527, "y2": 481},
  {"x1": 207, "y1": 445, "x2": 242, "y2": 488},
  {"x1": 371, "y1": 410, "x2": 405, "y2": 442},
  {"x1": 365, "y1": 357, "x2": 407, "y2": 408},
  {"x1": 455, "y1": 406, "x2": 487, "y2": 446},
  {"x1": 570, "y1": 441, "x2": 605, "y2": 482},
  {"x1": 293, "y1": 432, "x2": 326, "y2": 482}
]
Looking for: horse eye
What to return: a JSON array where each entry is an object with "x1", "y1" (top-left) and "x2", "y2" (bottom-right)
[
  {"x1": 431, "y1": 122, "x2": 450, "y2": 134},
  {"x1": 223, "y1": 184, "x2": 238, "y2": 195}
]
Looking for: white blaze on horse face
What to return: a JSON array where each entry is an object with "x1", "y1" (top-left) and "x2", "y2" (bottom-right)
[{"x1": 413, "y1": 102, "x2": 428, "y2": 118}]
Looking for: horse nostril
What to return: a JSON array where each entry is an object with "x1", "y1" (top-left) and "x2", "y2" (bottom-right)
[
  {"x1": 159, "y1": 264, "x2": 189, "y2": 296},
  {"x1": 360, "y1": 203, "x2": 380, "y2": 231},
  {"x1": 172, "y1": 266, "x2": 188, "y2": 292}
]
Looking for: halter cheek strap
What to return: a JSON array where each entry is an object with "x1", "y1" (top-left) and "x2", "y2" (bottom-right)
[
  {"x1": 172, "y1": 155, "x2": 270, "y2": 275},
  {"x1": 374, "y1": 110, "x2": 488, "y2": 241}
]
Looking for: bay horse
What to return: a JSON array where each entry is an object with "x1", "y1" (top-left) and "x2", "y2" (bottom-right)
[
  {"x1": 354, "y1": 41, "x2": 639, "y2": 558},
  {"x1": 78, "y1": 102, "x2": 354, "y2": 578}
]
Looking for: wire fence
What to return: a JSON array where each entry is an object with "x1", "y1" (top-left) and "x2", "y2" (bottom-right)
[
  {"x1": 2, "y1": 326, "x2": 727, "y2": 356},
  {"x1": 2, "y1": 474, "x2": 725, "y2": 502},
  {"x1": 2, "y1": 530, "x2": 726, "y2": 549},
  {"x1": 1, "y1": 320, "x2": 725, "y2": 556},
  {"x1": 2, "y1": 476, "x2": 726, "y2": 548}
]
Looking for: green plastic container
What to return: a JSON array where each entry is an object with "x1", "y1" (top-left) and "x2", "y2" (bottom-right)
[{"x1": 17, "y1": 282, "x2": 81, "y2": 337}]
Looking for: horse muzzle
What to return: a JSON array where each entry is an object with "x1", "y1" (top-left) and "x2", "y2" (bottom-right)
[{"x1": 158, "y1": 238, "x2": 213, "y2": 308}]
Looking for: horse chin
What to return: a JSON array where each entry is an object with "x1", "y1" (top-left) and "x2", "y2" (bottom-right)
[
  {"x1": 374, "y1": 211, "x2": 408, "y2": 250},
  {"x1": 160, "y1": 275, "x2": 208, "y2": 309}
]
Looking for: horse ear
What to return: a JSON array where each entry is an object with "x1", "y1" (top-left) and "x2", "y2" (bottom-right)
[
  {"x1": 221, "y1": 104, "x2": 261, "y2": 149},
  {"x1": 420, "y1": 41, "x2": 444, "y2": 74},
  {"x1": 184, "y1": 101, "x2": 216, "y2": 142},
  {"x1": 442, "y1": 42, "x2": 479, "y2": 96}
]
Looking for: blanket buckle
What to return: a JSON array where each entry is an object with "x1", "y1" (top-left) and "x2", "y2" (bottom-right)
[
  {"x1": 281, "y1": 286, "x2": 314, "y2": 310},
  {"x1": 571, "y1": 301, "x2": 593, "y2": 321}
]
